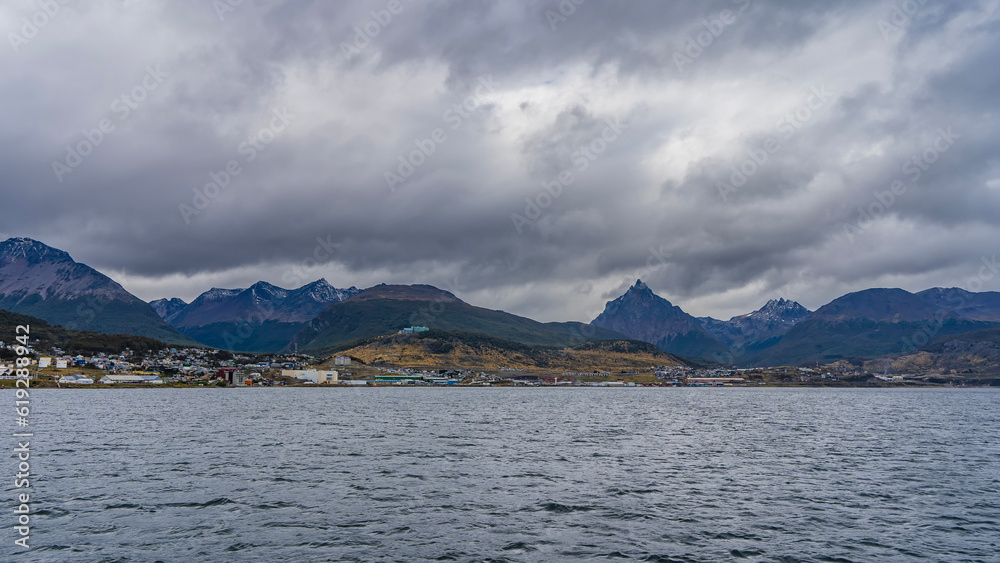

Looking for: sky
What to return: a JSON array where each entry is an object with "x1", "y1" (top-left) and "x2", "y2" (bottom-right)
[{"x1": 1, "y1": 0, "x2": 999, "y2": 322}]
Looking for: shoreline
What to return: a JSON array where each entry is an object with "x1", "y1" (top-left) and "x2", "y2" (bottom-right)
[{"x1": 4, "y1": 382, "x2": 996, "y2": 390}]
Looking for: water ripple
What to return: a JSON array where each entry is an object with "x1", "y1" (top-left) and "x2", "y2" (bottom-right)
[{"x1": 2, "y1": 387, "x2": 998, "y2": 562}]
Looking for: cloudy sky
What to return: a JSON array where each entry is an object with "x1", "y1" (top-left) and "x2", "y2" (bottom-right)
[{"x1": 2, "y1": 0, "x2": 998, "y2": 322}]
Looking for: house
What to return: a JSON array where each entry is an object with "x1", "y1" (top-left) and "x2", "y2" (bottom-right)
[
  {"x1": 55, "y1": 359, "x2": 68, "y2": 369},
  {"x1": 334, "y1": 356, "x2": 352, "y2": 366},
  {"x1": 38, "y1": 357, "x2": 51, "y2": 368}
]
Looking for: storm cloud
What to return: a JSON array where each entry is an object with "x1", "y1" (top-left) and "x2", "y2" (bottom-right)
[{"x1": 1, "y1": 0, "x2": 998, "y2": 322}]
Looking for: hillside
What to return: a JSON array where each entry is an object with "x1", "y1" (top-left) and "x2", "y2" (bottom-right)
[
  {"x1": 860, "y1": 327, "x2": 1000, "y2": 379},
  {"x1": 149, "y1": 298, "x2": 187, "y2": 324},
  {"x1": 161, "y1": 279, "x2": 360, "y2": 353},
  {"x1": 744, "y1": 288, "x2": 1000, "y2": 366},
  {"x1": 700, "y1": 298, "x2": 811, "y2": 348},
  {"x1": 179, "y1": 320, "x2": 304, "y2": 354},
  {"x1": 331, "y1": 329, "x2": 690, "y2": 372},
  {"x1": 0, "y1": 238, "x2": 193, "y2": 345},
  {"x1": 293, "y1": 284, "x2": 628, "y2": 355},
  {"x1": 591, "y1": 280, "x2": 730, "y2": 358},
  {"x1": 0, "y1": 309, "x2": 171, "y2": 356}
]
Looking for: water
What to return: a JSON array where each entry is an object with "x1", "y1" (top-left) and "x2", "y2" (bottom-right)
[{"x1": 3, "y1": 388, "x2": 999, "y2": 562}]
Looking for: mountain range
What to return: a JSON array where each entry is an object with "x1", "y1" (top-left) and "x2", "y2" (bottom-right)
[
  {"x1": 592, "y1": 281, "x2": 1000, "y2": 366},
  {"x1": 5, "y1": 237, "x2": 1000, "y2": 368},
  {"x1": 591, "y1": 280, "x2": 731, "y2": 360},
  {"x1": 744, "y1": 288, "x2": 1000, "y2": 366},
  {"x1": 290, "y1": 283, "x2": 626, "y2": 355},
  {"x1": 0, "y1": 238, "x2": 191, "y2": 344},
  {"x1": 155, "y1": 280, "x2": 361, "y2": 353},
  {"x1": 699, "y1": 298, "x2": 812, "y2": 350}
]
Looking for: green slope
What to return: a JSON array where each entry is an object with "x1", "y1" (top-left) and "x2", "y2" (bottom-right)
[
  {"x1": 0, "y1": 294, "x2": 194, "y2": 346},
  {"x1": 745, "y1": 317, "x2": 998, "y2": 366},
  {"x1": 0, "y1": 309, "x2": 172, "y2": 356},
  {"x1": 292, "y1": 296, "x2": 628, "y2": 355},
  {"x1": 180, "y1": 321, "x2": 305, "y2": 354},
  {"x1": 656, "y1": 330, "x2": 732, "y2": 361}
]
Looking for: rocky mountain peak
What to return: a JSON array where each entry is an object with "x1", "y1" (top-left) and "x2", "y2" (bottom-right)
[
  {"x1": 149, "y1": 297, "x2": 188, "y2": 323},
  {"x1": 202, "y1": 287, "x2": 244, "y2": 301},
  {"x1": 743, "y1": 298, "x2": 811, "y2": 322},
  {"x1": 0, "y1": 237, "x2": 73, "y2": 265},
  {"x1": 0, "y1": 238, "x2": 188, "y2": 343},
  {"x1": 592, "y1": 281, "x2": 726, "y2": 357},
  {"x1": 631, "y1": 279, "x2": 650, "y2": 292}
]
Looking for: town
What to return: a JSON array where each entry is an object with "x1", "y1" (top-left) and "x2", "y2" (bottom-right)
[{"x1": 1, "y1": 337, "x2": 950, "y2": 388}]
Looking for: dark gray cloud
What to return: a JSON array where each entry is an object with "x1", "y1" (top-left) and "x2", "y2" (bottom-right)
[{"x1": 1, "y1": 0, "x2": 998, "y2": 322}]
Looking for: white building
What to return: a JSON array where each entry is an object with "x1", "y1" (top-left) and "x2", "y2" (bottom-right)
[
  {"x1": 334, "y1": 356, "x2": 351, "y2": 366},
  {"x1": 59, "y1": 374, "x2": 94, "y2": 385},
  {"x1": 38, "y1": 357, "x2": 51, "y2": 368},
  {"x1": 55, "y1": 359, "x2": 68, "y2": 369},
  {"x1": 282, "y1": 369, "x2": 338, "y2": 384},
  {"x1": 99, "y1": 375, "x2": 147, "y2": 384}
]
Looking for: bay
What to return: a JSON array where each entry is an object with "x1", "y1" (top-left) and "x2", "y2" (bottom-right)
[{"x1": 3, "y1": 388, "x2": 999, "y2": 562}]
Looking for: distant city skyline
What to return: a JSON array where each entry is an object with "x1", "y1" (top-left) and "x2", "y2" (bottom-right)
[{"x1": 2, "y1": 0, "x2": 998, "y2": 322}]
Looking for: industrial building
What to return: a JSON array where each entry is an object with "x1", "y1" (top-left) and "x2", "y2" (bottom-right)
[
  {"x1": 99, "y1": 374, "x2": 163, "y2": 384},
  {"x1": 58, "y1": 374, "x2": 94, "y2": 384},
  {"x1": 281, "y1": 369, "x2": 338, "y2": 384}
]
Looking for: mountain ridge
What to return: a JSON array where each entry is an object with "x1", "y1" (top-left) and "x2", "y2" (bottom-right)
[
  {"x1": 699, "y1": 297, "x2": 812, "y2": 349},
  {"x1": 0, "y1": 238, "x2": 192, "y2": 344},
  {"x1": 591, "y1": 280, "x2": 730, "y2": 359},
  {"x1": 157, "y1": 278, "x2": 361, "y2": 353},
  {"x1": 293, "y1": 284, "x2": 628, "y2": 355},
  {"x1": 8, "y1": 238, "x2": 1000, "y2": 367}
]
